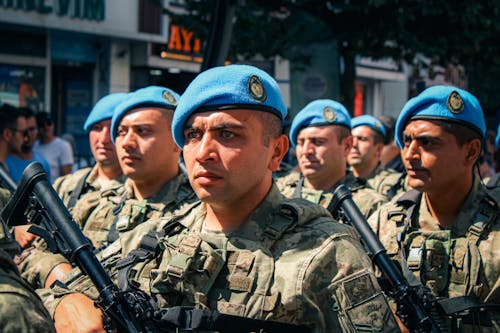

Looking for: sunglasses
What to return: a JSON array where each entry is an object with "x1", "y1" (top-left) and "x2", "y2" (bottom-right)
[{"x1": 9, "y1": 128, "x2": 30, "y2": 137}]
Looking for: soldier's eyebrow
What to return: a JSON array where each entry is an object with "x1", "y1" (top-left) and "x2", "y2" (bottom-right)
[{"x1": 185, "y1": 122, "x2": 245, "y2": 131}]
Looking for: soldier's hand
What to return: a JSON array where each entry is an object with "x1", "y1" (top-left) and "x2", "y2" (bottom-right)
[
  {"x1": 14, "y1": 225, "x2": 38, "y2": 248},
  {"x1": 54, "y1": 293, "x2": 105, "y2": 333}
]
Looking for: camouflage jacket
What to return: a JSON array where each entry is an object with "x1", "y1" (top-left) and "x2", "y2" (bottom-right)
[
  {"x1": 20, "y1": 172, "x2": 196, "y2": 289},
  {"x1": 276, "y1": 170, "x2": 387, "y2": 218},
  {"x1": 53, "y1": 165, "x2": 126, "y2": 210},
  {"x1": 368, "y1": 178, "x2": 500, "y2": 332},
  {"x1": 0, "y1": 216, "x2": 55, "y2": 333},
  {"x1": 41, "y1": 185, "x2": 399, "y2": 333},
  {"x1": 366, "y1": 164, "x2": 408, "y2": 200}
]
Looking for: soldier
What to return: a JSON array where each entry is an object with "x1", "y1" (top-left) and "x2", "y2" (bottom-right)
[
  {"x1": 20, "y1": 86, "x2": 198, "y2": 290},
  {"x1": 277, "y1": 100, "x2": 387, "y2": 218},
  {"x1": 368, "y1": 85, "x2": 499, "y2": 332},
  {"x1": 14, "y1": 93, "x2": 129, "y2": 251},
  {"x1": 45, "y1": 65, "x2": 399, "y2": 333},
  {"x1": 54, "y1": 92, "x2": 128, "y2": 209},
  {"x1": 0, "y1": 219, "x2": 56, "y2": 333},
  {"x1": 347, "y1": 114, "x2": 406, "y2": 200}
]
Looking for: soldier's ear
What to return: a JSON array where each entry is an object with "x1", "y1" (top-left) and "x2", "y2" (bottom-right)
[
  {"x1": 268, "y1": 134, "x2": 289, "y2": 172},
  {"x1": 465, "y1": 138, "x2": 482, "y2": 164}
]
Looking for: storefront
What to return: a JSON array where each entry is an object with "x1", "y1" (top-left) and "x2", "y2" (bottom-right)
[{"x1": 0, "y1": 0, "x2": 169, "y2": 161}]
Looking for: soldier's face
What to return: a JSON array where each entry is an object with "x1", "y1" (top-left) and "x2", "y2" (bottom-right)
[
  {"x1": 295, "y1": 125, "x2": 351, "y2": 188},
  {"x1": 115, "y1": 108, "x2": 180, "y2": 182},
  {"x1": 89, "y1": 119, "x2": 119, "y2": 167},
  {"x1": 347, "y1": 126, "x2": 382, "y2": 169},
  {"x1": 183, "y1": 109, "x2": 286, "y2": 207},
  {"x1": 402, "y1": 120, "x2": 473, "y2": 193}
]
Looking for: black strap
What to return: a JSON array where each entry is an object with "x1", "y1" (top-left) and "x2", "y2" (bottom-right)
[
  {"x1": 106, "y1": 193, "x2": 128, "y2": 245},
  {"x1": 386, "y1": 171, "x2": 407, "y2": 200},
  {"x1": 115, "y1": 218, "x2": 185, "y2": 291},
  {"x1": 67, "y1": 169, "x2": 93, "y2": 209}
]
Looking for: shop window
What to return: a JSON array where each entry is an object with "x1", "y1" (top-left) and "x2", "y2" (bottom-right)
[{"x1": 0, "y1": 63, "x2": 45, "y2": 112}]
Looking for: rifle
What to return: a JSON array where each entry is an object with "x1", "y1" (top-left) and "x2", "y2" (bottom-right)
[
  {"x1": 328, "y1": 184, "x2": 444, "y2": 333},
  {"x1": 1, "y1": 162, "x2": 309, "y2": 333}
]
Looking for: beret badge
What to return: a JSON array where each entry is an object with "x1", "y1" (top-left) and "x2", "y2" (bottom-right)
[
  {"x1": 447, "y1": 91, "x2": 464, "y2": 114},
  {"x1": 248, "y1": 75, "x2": 267, "y2": 102},
  {"x1": 163, "y1": 90, "x2": 178, "y2": 106},
  {"x1": 323, "y1": 107, "x2": 336, "y2": 122}
]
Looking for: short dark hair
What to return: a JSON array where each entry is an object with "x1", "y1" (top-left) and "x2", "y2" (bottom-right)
[
  {"x1": 257, "y1": 112, "x2": 283, "y2": 147},
  {"x1": 36, "y1": 112, "x2": 53, "y2": 127},
  {"x1": 431, "y1": 119, "x2": 482, "y2": 147},
  {"x1": 376, "y1": 115, "x2": 396, "y2": 145},
  {"x1": 335, "y1": 126, "x2": 352, "y2": 144},
  {"x1": 0, "y1": 103, "x2": 23, "y2": 132},
  {"x1": 19, "y1": 107, "x2": 35, "y2": 119}
]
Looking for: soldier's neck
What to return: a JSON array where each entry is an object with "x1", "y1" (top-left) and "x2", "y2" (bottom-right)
[
  {"x1": 424, "y1": 178, "x2": 473, "y2": 228},
  {"x1": 351, "y1": 161, "x2": 378, "y2": 180},
  {"x1": 97, "y1": 163, "x2": 122, "y2": 181},
  {"x1": 304, "y1": 174, "x2": 343, "y2": 192}
]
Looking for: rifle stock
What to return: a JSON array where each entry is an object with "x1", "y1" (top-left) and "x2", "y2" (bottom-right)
[{"x1": 330, "y1": 184, "x2": 443, "y2": 333}]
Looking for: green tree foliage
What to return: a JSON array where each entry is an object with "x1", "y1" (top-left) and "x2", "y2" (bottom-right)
[{"x1": 165, "y1": 0, "x2": 500, "y2": 113}]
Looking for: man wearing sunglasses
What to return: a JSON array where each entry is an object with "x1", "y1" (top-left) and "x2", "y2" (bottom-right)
[
  {"x1": 0, "y1": 102, "x2": 29, "y2": 175},
  {"x1": 6, "y1": 107, "x2": 51, "y2": 183}
]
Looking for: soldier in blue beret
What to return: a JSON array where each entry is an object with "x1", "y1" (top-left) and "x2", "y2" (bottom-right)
[
  {"x1": 47, "y1": 85, "x2": 199, "y2": 332},
  {"x1": 47, "y1": 65, "x2": 398, "y2": 332},
  {"x1": 54, "y1": 92, "x2": 128, "y2": 208},
  {"x1": 277, "y1": 99, "x2": 387, "y2": 218},
  {"x1": 16, "y1": 92, "x2": 129, "y2": 290},
  {"x1": 368, "y1": 85, "x2": 500, "y2": 332},
  {"x1": 347, "y1": 115, "x2": 405, "y2": 200}
]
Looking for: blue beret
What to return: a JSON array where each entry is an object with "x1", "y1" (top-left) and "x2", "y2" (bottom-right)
[
  {"x1": 111, "y1": 86, "x2": 180, "y2": 142},
  {"x1": 172, "y1": 64, "x2": 287, "y2": 148},
  {"x1": 83, "y1": 93, "x2": 127, "y2": 132},
  {"x1": 351, "y1": 115, "x2": 387, "y2": 137},
  {"x1": 496, "y1": 124, "x2": 500, "y2": 148},
  {"x1": 395, "y1": 85, "x2": 485, "y2": 148},
  {"x1": 289, "y1": 99, "x2": 351, "y2": 147}
]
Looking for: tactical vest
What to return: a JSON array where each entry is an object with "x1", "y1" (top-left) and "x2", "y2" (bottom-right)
[
  {"x1": 385, "y1": 189, "x2": 499, "y2": 331},
  {"x1": 115, "y1": 200, "x2": 394, "y2": 332}
]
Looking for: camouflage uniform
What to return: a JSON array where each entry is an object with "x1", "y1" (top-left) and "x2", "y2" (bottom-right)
[
  {"x1": 53, "y1": 165, "x2": 126, "y2": 210},
  {"x1": 277, "y1": 170, "x2": 387, "y2": 218},
  {"x1": 0, "y1": 219, "x2": 55, "y2": 333},
  {"x1": 19, "y1": 172, "x2": 197, "y2": 289},
  {"x1": 366, "y1": 164, "x2": 408, "y2": 200},
  {"x1": 368, "y1": 177, "x2": 500, "y2": 332},
  {"x1": 41, "y1": 185, "x2": 399, "y2": 332}
]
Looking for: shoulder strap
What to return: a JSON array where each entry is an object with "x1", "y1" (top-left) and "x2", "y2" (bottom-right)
[
  {"x1": 67, "y1": 169, "x2": 93, "y2": 209},
  {"x1": 115, "y1": 217, "x2": 186, "y2": 291},
  {"x1": 467, "y1": 193, "x2": 498, "y2": 245},
  {"x1": 260, "y1": 203, "x2": 298, "y2": 250}
]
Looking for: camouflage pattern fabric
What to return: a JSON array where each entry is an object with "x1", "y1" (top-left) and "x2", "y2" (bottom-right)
[
  {"x1": 368, "y1": 177, "x2": 500, "y2": 332},
  {"x1": 0, "y1": 220, "x2": 55, "y2": 333},
  {"x1": 366, "y1": 165, "x2": 409, "y2": 200},
  {"x1": 276, "y1": 170, "x2": 387, "y2": 218},
  {"x1": 53, "y1": 165, "x2": 126, "y2": 209},
  {"x1": 19, "y1": 172, "x2": 197, "y2": 289},
  {"x1": 41, "y1": 185, "x2": 399, "y2": 333}
]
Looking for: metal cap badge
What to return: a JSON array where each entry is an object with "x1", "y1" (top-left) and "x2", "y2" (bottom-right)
[
  {"x1": 248, "y1": 75, "x2": 267, "y2": 102},
  {"x1": 163, "y1": 90, "x2": 178, "y2": 106},
  {"x1": 323, "y1": 106, "x2": 336, "y2": 122},
  {"x1": 446, "y1": 91, "x2": 464, "y2": 114}
]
